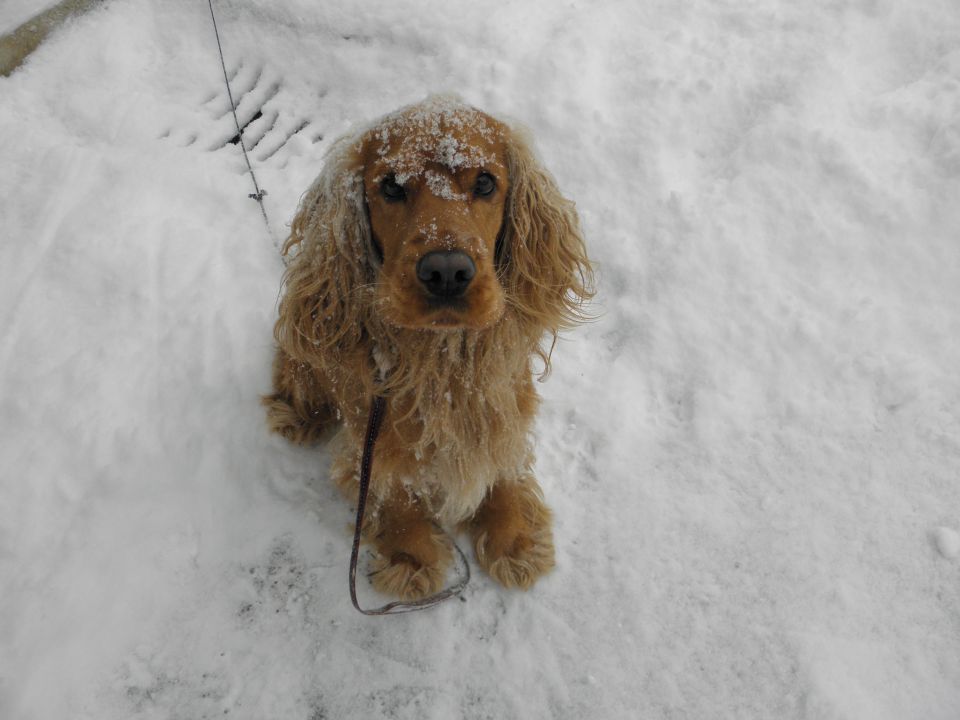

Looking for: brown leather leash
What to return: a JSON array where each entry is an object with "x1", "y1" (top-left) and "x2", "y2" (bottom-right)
[{"x1": 349, "y1": 396, "x2": 471, "y2": 615}]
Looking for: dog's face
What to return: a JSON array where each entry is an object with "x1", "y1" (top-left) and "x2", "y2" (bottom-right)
[{"x1": 358, "y1": 103, "x2": 509, "y2": 330}]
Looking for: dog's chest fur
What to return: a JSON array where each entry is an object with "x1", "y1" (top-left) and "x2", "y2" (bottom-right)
[{"x1": 333, "y1": 323, "x2": 538, "y2": 526}]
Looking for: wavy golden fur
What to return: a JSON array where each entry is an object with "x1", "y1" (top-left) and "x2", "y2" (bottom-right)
[{"x1": 265, "y1": 97, "x2": 593, "y2": 600}]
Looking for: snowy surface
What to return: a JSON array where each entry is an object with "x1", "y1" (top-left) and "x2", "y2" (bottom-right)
[{"x1": 2, "y1": 0, "x2": 960, "y2": 718}]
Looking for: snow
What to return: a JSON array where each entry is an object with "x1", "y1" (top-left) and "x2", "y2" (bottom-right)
[
  {"x1": 2, "y1": 0, "x2": 960, "y2": 718},
  {"x1": 367, "y1": 95, "x2": 500, "y2": 197},
  {"x1": 0, "y1": 0, "x2": 61, "y2": 30}
]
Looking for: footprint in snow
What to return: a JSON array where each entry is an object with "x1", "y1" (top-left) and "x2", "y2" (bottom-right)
[{"x1": 932, "y1": 526, "x2": 960, "y2": 559}]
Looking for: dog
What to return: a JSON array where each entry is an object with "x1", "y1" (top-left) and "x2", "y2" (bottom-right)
[{"x1": 264, "y1": 96, "x2": 593, "y2": 600}]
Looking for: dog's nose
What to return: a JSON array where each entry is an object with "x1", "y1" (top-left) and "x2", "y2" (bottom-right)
[{"x1": 416, "y1": 251, "x2": 476, "y2": 298}]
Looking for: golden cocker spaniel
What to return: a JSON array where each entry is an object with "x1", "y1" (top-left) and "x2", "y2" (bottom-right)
[{"x1": 265, "y1": 96, "x2": 593, "y2": 600}]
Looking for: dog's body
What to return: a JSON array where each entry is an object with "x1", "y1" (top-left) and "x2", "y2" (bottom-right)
[{"x1": 265, "y1": 97, "x2": 592, "y2": 600}]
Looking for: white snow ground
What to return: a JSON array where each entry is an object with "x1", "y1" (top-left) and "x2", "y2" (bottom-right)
[{"x1": 2, "y1": 0, "x2": 960, "y2": 718}]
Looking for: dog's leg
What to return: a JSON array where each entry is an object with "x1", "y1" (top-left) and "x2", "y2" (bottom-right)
[
  {"x1": 468, "y1": 476, "x2": 555, "y2": 590},
  {"x1": 365, "y1": 489, "x2": 454, "y2": 600},
  {"x1": 262, "y1": 348, "x2": 337, "y2": 445}
]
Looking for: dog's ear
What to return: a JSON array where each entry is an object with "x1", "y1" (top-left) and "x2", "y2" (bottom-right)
[
  {"x1": 274, "y1": 136, "x2": 374, "y2": 368},
  {"x1": 501, "y1": 126, "x2": 595, "y2": 364}
]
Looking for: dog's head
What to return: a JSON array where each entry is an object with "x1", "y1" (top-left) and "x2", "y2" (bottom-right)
[
  {"x1": 277, "y1": 97, "x2": 592, "y2": 365},
  {"x1": 358, "y1": 101, "x2": 509, "y2": 330}
]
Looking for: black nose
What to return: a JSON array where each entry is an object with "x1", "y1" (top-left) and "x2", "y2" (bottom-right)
[{"x1": 416, "y1": 251, "x2": 476, "y2": 298}]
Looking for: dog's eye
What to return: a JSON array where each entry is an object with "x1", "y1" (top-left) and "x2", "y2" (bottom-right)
[
  {"x1": 380, "y1": 175, "x2": 406, "y2": 202},
  {"x1": 473, "y1": 172, "x2": 496, "y2": 198}
]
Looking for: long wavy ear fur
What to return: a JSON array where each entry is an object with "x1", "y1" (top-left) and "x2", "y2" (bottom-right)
[
  {"x1": 501, "y1": 126, "x2": 596, "y2": 369},
  {"x1": 274, "y1": 135, "x2": 374, "y2": 374}
]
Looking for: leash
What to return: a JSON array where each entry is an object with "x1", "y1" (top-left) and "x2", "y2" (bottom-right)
[
  {"x1": 350, "y1": 396, "x2": 471, "y2": 615},
  {"x1": 206, "y1": 0, "x2": 279, "y2": 251}
]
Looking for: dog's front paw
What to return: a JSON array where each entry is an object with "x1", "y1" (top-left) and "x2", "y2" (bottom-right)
[
  {"x1": 470, "y1": 480, "x2": 555, "y2": 590},
  {"x1": 370, "y1": 550, "x2": 448, "y2": 600},
  {"x1": 474, "y1": 523, "x2": 555, "y2": 590},
  {"x1": 369, "y1": 521, "x2": 453, "y2": 600}
]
